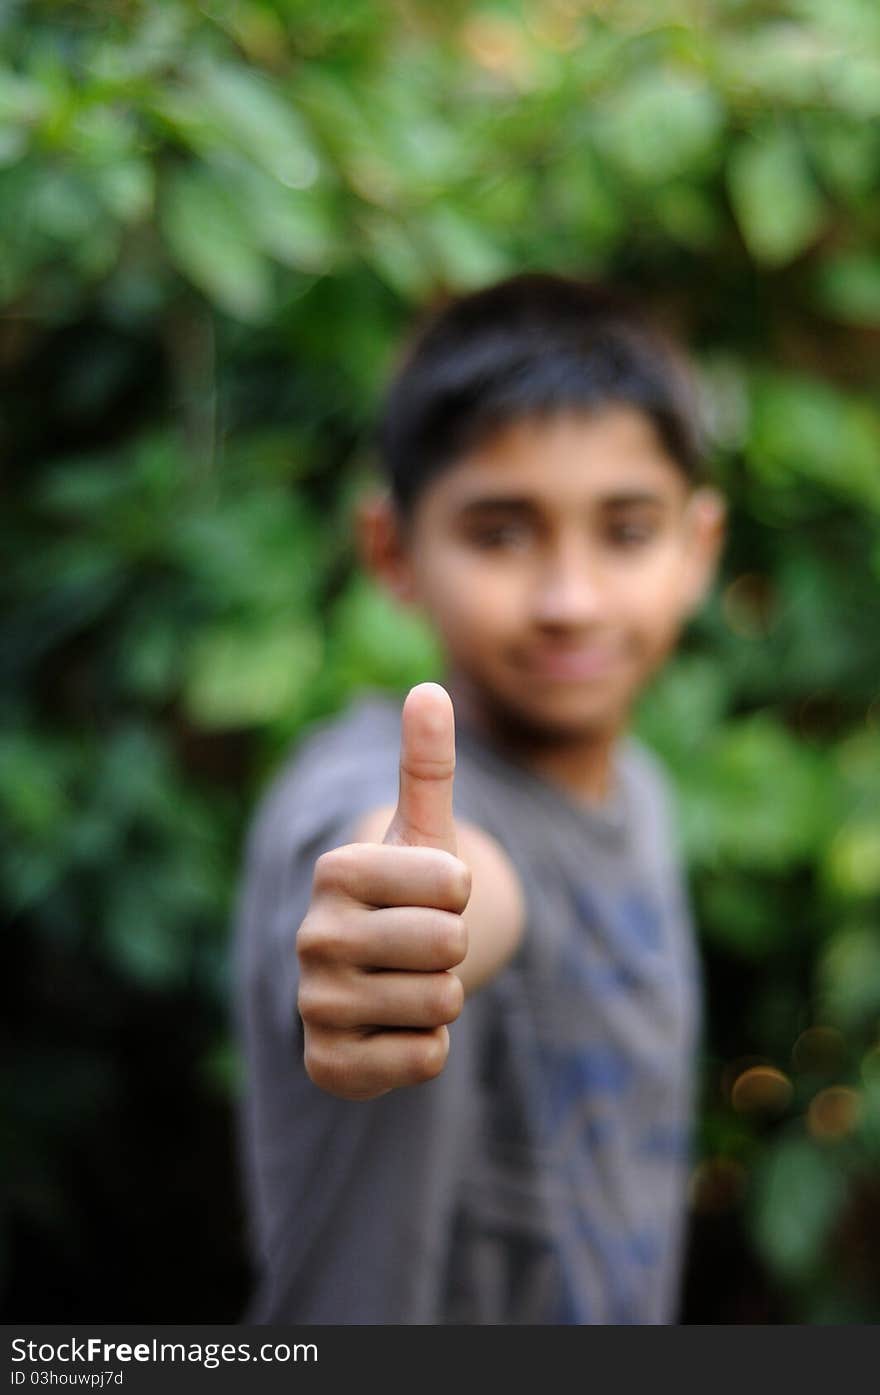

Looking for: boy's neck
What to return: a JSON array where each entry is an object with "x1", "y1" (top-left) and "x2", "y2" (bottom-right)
[{"x1": 447, "y1": 675, "x2": 621, "y2": 809}]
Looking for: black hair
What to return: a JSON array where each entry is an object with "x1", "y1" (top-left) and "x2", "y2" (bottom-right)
[{"x1": 376, "y1": 271, "x2": 704, "y2": 515}]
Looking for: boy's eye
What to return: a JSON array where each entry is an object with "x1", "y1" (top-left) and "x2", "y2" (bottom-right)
[
  {"x1": 606, "y1": 521, "x2": 657, "y2": 547},
  {"x1": 469, "y1": 521, "x2": 532, "y2": 550}
]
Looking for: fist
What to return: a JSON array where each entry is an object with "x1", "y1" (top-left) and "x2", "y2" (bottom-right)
[{"x1": 296, "y1": 683, "x2": 472, "y2": 1100}]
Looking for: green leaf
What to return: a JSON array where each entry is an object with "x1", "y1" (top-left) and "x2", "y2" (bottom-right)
[
  {"x1": 728, "y1": 129, "x2": 825, "y2": 265},
  {"x1": 171, "y1": 491, "x2": 321, "y2": 614},
  {"x1": 635, "y1": 654, "x2": 728, "y2": 768},
  {"x1": 323, "y1": 577, "x2": 443, "y2": 696},
  {"x1": 653, "y1": 182, "x2": 722, "y2": 248},
  {"x1": 824, "y1": 823, "x2": 880, "y2": 897},
  {"x1": 751, "y1": 1134, "x2": 845, "y2": 1282},
  {"x1": 0, "y1": 68, "x2": 48, "y2": 124},
  {"x1": 827, "y1": 51, "x2": 880, "y2": 119},
  {"x1": 160, "y1": 167, "x2": 272, "y2": 321},
  {"x1": 421, "y1": 206, "x2": 512, "y2": 289},
  {"x1": 598, "y1": 71, "x2": 723, "y2": 184},
  {"x1": 183, "y1": 621, "x2": 322, "y2": 728},
  {"x1": 544, "y1": 145, "x2": 623, "y2": 251},
  {"x1": 807, "y1": 119, "x2": 880, "y2": 201},
  {"x1": 818, "y1": 927, "x2": 880, "y2": 1031},
  {"x1": 813, "y1": 253, "x2": 880, "y2": 326},
  {"x1": 29, "y1": 169, "x2": 99, "y2": 240},
  {"x1": 191, "y1": 62, "x2": 321, "y2": 189},
  {"x1": 93, "y1": 158, "x2": 154, "y2": 223},
  {"x1": 677, "y1": 714, "x2": 830, "y2": 870},
  {"x1": 749, "y1": 373, "x2": 880, "y2": 508},
  {"x1": 118, "y1": 613, "x2": 183, "y2": 702},
  {"x1": 716, "y1": 26, "x2": 828, "y2": 106},
  {"x1": 0, "y1": 734, "x2": 71, "y2": 838},
  {"x1": 102, "y1": 870, "x2": 190, "y2": 988},
  {"x1": 233, "y1": 165, "x2": 343, "y2": 273},
  {"x1": 359, "y1": 213, "x2": 433, "y2": 297}
]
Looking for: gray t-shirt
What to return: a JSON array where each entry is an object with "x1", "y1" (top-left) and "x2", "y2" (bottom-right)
[{"x1": 232, "y1": 692, "x2": 701, "y2": 1325}]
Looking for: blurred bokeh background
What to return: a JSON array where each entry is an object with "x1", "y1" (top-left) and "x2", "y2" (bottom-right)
[{"x1": 2, "y1": 0, "x2": 879, "y2": 1324}]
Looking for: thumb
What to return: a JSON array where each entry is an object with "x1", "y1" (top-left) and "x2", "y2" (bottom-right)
[{"x1": 384, "y1": 683, "x2": 457, "y2": 855}]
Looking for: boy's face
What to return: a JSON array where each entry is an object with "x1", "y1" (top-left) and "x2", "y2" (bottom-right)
[{"x1": 366, "y1": 406, "x2": 725, "y2": 743}]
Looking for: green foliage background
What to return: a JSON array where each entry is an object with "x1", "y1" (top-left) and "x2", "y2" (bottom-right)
[{"x1": 3, "y1": 0, "x2": 879, "y2": 1322}]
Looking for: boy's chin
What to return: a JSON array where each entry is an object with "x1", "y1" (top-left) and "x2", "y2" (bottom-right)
[{"x1": 489, "y1": 686, "x2": 629, "y2": 745}]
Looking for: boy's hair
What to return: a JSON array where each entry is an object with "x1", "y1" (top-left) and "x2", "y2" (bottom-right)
[{"x1": 377, "y1": 271, "x2": 704, "y2": 515}]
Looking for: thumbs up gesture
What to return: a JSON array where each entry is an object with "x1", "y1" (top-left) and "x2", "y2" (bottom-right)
[{"x1": 296, "y1": 684, "x2": 472, "y2": 1101}]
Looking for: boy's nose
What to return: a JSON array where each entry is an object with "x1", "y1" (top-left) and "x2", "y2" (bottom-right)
[{"x1": 531, "y1": 550, "x2": 606, "y2": 627}]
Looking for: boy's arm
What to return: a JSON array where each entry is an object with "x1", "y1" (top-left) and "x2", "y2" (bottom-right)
[{"x1": 295, "y1": 683, "x2": 525, "y2": 1101}]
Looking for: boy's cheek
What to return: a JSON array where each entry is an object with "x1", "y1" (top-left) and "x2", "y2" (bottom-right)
[
  {"x1": 626, "y1": 554, "x2": 694, "y2": 628},
  {"x1": 420, "y1": 565, "x2": 526, "y2": 636}
]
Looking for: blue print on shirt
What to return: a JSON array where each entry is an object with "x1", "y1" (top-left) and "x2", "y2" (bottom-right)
[
  {"x1": 576, "y1": 1212, "x2": 642, "y2": 1324},
  {"x1": 538, "y1": 1041, "x2": 633, "y2": 1139},
  {"x1": 638, "y1": 1120, "x2": 692, "y2": 1162},
  {"x1": 618, "y1": 889, "x2": 664, "y2": 952},
  {"x1": 571, "y1": 883, "x2": 665, "y2": 963},
  {"x1": 567, "y1": 959, "x2": 642, "y2": 994},
  {"x1": 627, "y1": 1228, "x2": 663, "y2": 1269},
  {"x1": 528, "y1": 879, "x2": 687, "y2": 1322}
]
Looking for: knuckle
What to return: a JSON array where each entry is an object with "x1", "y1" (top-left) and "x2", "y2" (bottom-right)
[
  {"x1": 431, "y1": 972, "x2": 463, "y2": 1024},
  {"x1": 296, "y1": 975, "x2": 318, "y2": 1020},
  {"x1": 313, "y1": 837, "x2": 365, "y2": 892},
  {"x1": 298, "y1": 970, "x2": 350, "y2": 1026},
  {"x1": 304, "y1": 1036, "x2": 371, "y2": 1100},
  {"x1": 443, "y1": 913, "x2": 468, "y2": 966},
  {"x1": 411, "y1": 1028, "x2": 449, "y2": 1083},
  {"x1": 446, "y1": 972, "x2": 465, "y2": 1021},
  {"x1": 312, "y1": 847, "x2": 343, "y2": 894},
  {"x1": 297, "y1": 909, "x2": 353, "y2": 966},
  {"x1": 295, "y1": 915, "x2": 322, "y2": 962},
  {"x1": 303, "y1": 1038, "x2": 337, "y2": 1093},
  {"x1": 297, "y1": 981, "x2": 329, "y2": 1027},
  {"x1": 444, "y1": 855, "x2": 472, "y2": 910}
]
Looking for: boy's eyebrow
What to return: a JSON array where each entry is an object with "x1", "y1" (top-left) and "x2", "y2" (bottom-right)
[
  {"x1": 454, "y1": 495, "x2": 538, "y2": 515},
  {"x1": 600, "y1": 491, "x2": 669, "y2": 510},
  {"x1": 453, "y1": 490, "x2": 670, "y2": 515}
]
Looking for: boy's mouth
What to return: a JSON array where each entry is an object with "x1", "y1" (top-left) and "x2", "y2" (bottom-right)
[{"x1": 517, "y1": 643, "x2": 622, "y2": 681}]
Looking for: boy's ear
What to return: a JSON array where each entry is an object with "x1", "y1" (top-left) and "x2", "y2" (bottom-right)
[
  {"x1": 682, "y1": 487, "x2": 727, "y2": 616},
  {"x1": 355, "y1": 488, "x2": 419, "y2": 605}
]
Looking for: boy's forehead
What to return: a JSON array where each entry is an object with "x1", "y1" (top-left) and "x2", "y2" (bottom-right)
[{"x1": 426, "y1": 406, "x2": 689, "y2": 510}]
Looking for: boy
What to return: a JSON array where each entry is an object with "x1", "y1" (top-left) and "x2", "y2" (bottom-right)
[{"x1": 233, "y1": 273, "x2": 725, "y2": 1324}]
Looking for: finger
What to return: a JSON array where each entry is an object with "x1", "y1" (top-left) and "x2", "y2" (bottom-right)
[
  {"x1": 300, "y1": 967, "x2": 464, "y2": 1032},
  {"x1": 300, "y1": 905, "x2": 467, "y2": 971},
  {"x1": 304, "y1": 1024, "x2": 450, "y2": 1099},
  {"x1": 313, "y1": 842, "x2": 470, "y2": 914},
  {"x1": 384, "y1": 682, "x2": 457, "y2": 854}
]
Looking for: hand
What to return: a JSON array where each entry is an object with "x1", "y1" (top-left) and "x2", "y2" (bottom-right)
[{"x1": 296, "y1": 683, "x2": 471, "y2": 1100}]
